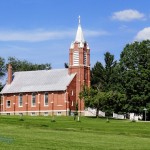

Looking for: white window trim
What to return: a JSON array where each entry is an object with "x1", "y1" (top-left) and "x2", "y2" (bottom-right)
[
  {"x1": 6, "y1": 100, "x2": 11, "y2": 108},
  {"x1": 71, "y1": 101, "x2": 74, "y2": 106},
  {"x1": 31, "y1": 93, "x2": 36, "y2": 107},
  {"x1": 18, "y1": 94, "x2": 23, "y2": 107},
  {"x1": 71, "y1": 90, "x2": 74, "y2": 96},
  {"x1": 44, "y1": 92, "x2": 49, "y2": 106},
  {"x1": 73, "y1": 51, "x2": 79, "y2": 66},
  {"x1": 84, "y1": 51, "x2": 87, "y2": 66}
]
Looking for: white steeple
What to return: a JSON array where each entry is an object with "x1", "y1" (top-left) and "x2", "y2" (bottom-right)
[{"x1": 75, "y1": 16, "x2": 85, "y2": 43}]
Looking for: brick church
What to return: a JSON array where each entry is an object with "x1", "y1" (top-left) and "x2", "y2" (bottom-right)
[{"x1": 0, "y1": 18, "x2": 90, "y2": 116}]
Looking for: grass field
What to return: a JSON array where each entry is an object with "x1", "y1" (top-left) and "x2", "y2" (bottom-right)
[{"x1": 0, "y1": 116, "x2": 150, "y2": 150}]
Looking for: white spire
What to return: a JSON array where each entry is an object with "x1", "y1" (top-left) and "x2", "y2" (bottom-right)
[{"x1": 75, "y1": 16, "x2": 85, "y2": 43}]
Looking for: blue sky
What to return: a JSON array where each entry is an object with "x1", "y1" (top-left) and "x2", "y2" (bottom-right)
[{"x1": 0, "y1": 0, "x2": 150, "y2": 69}]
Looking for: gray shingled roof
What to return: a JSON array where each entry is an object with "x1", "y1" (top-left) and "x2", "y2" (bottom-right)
[{"x1": 1, "y1": 69, "x2": 76, "y2": 94}]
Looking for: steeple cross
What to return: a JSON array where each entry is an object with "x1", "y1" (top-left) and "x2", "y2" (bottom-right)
[{"x1": 78, "y1": 16, "x2": 80, "y2": 24}]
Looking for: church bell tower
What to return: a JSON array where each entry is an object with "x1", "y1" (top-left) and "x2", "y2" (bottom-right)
[{"x1": 69, "y1": 16, "x2": 90, "y2": 114}]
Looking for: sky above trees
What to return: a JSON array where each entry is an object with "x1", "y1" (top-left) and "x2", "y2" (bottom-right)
[{"x1": 0, "y1": 0, "x2": 150, "y2": 68}]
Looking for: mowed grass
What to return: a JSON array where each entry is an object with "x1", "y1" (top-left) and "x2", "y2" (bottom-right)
[{"x1": 0, "y1": 116, "x2": 150, "y2": 150}]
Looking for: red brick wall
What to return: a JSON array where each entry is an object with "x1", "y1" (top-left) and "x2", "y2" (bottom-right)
[
  {"x1": 69, "y1": 42, "x2": 90, "y2": 114},
  {"x1": 1, "y1": 91, "x2": 70, "y2": 115},
  {"x1": 67, "y1": 74, "x2": 77, "y2": 112}
]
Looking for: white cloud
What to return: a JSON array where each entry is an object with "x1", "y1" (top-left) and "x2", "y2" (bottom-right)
[
  {"x1": 0, "y1": 29, "x2": 107, "y2": 42},
  {"x1": 0, "y1": 29, "x2": 73, "y2": 42},
  {"x1": 112, "y1": 9, "x2": 145, "y2": 21},
  {"x1": 84, "y1": 30, "x2": 109, "y2": 37},
  {"x1": 135, "y1": 27, "x2": 150, "y2": 41}
]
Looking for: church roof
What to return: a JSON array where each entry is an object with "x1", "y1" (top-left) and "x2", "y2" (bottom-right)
[{"x1": 1, "y1": 69, "x2": 76, "y2": 94}]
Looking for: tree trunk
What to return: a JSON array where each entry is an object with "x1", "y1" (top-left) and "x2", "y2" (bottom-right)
[{"x1": 96, "y1": 108, "x2": 99, "y2": 118}]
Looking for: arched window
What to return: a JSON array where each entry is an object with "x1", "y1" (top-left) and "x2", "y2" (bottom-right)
[
  {"x1": 6, "y1": 100, "x2": 11, "y2": 108},
  {"x1": 18, "y1": 94, "x2": 23, "y2": 107},
  {"x1": 44, "y1": 92, "x2": 49, "y2": 106},
  {"x1": 83, "y1": 51, "x2": 87, "y2": 66},
  {"x1": 31, "y1": 93, "x2": 36, "y2": 107},
  {"x1": 71, "y1": 90, "x2": 74, "y2": 96}
]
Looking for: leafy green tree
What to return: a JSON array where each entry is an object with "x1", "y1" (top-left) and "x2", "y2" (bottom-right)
[
  {"x1": 0, "y1": 83, "x2": 3, "y2": 91},
  {"x1": 91, "y1": 61, "x2": 105, "y2": 90},
  {"x1": 0, "y1": 57, "x2": 6, "y2": 78},
  {"x1": 119, "y1": 40, "x2": 150, "y2": 114},
  {"x1": 91, "y1": 52, "x2": 117, "y2": 91},
  {"x1": 7, "y1": 57, "x2": 51, "y2": 73},
  {"x1": 79, "y1": 86, "x2": 102, "y2": 117},
  {"x1": 102, "y1": 91, "x2": 126, "y2": 116},
  {"x1": 80, "y1": 86, "x2": 126, "y2": 117},
  {"x1": 104, "y1": 52, "x2": 117, "y2": 91},
  {"x1": 0, "y1": 57, "x2": 6, "y2": 91},
  {"x1": 85, "y1": 52, "x2": 126, "y2": 116}
]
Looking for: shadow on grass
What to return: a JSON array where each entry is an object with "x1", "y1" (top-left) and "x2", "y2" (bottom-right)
[{"x1": 41, "y1": 124, "x2": 49, "y2": 127}]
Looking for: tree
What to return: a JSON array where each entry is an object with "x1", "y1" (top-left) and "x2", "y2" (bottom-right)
[
  {"x1": 91, "y1": 61, "x2": 105, "y2": 90},
  {"x1": 0, "y1": 57, "x2": 6, "y2": 91},
  {"x1": 119, "y1": 40, "x2": 150, "y2": 114},
  {"x1": 80, "y1": 86, "x2": 126, "y2": 117},
  {"x1": 86, "y1": 52, "x2": 126, "y2": 116},
  {"x1": 91, "y1": 52, "x2": 117, "y2": 91},
  {"x1": 7, "y1": 57, "x2": 51, "y2": 73},
  {"x1": 0, "y1": 83, "x2": 3, "y2": 91},
  {"x1": 102, "y1": 91, "x2": 126, "y2": 116},
  {"x1": 104, "y1": 52, "x2": 117, "y2": 91},
  {"x1": 0, "y1": 57, "x2": 6, "y2": 79},
  {"x1": 79, "y1": 86, "x2": 102, "y2": 117}
]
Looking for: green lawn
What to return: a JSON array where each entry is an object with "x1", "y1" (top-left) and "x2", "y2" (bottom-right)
[{"x1": 0, "y1": 116, "x2": 150, "y2": 150}]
